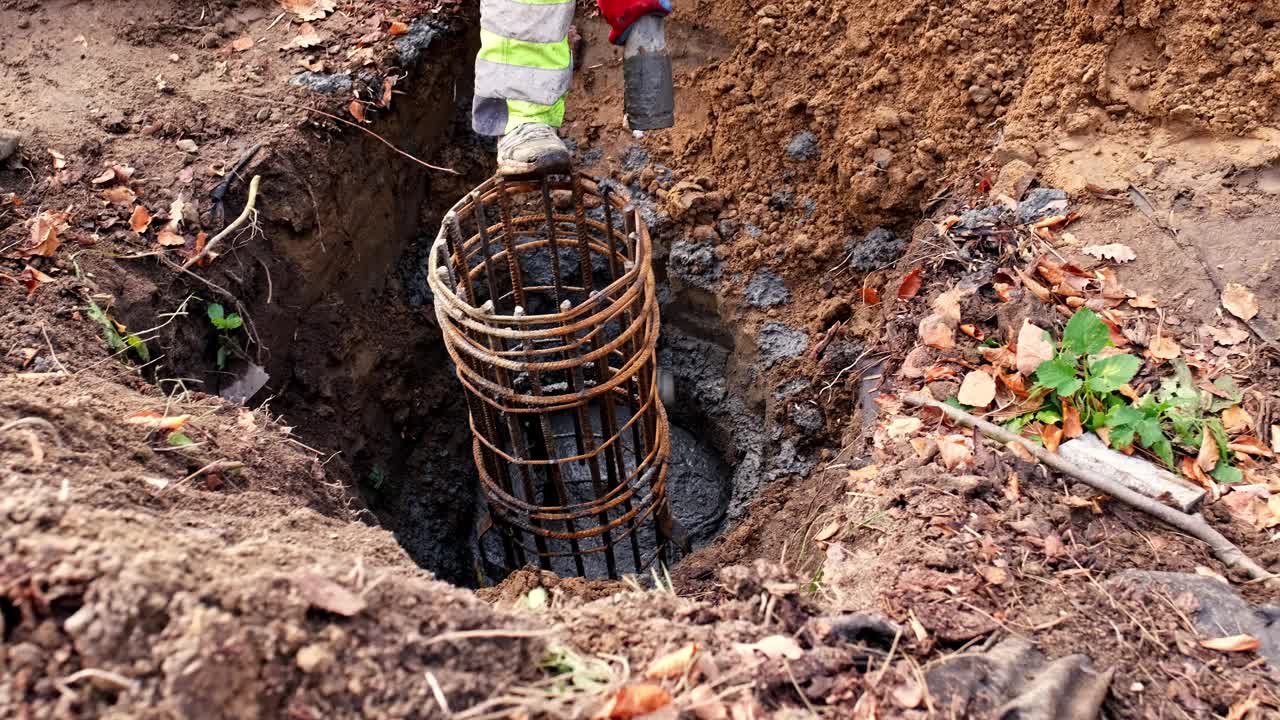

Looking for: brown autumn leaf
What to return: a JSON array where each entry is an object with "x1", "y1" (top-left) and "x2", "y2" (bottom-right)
[
  {"x1": 1061, "y1": 398, "x2": 1083, "y2": 439},
  {"x1": 101, "y1": 185, "x2": 136, "y2": 206},
  {"x1": 931, "y1": 286, "x2": 971, "y2": 325},
  {"x1": 1082, "y1": 243, "x2": 1137, "y2": 263},
  {"x1": 281, "y1": 22, "x2": 324, "y2": 50},
  {"x1": 231, "y1": 35, "x2": 255, "y2": 52},
  {"x1": 1015, "y1": 268, "x2": 1052, "y2": 303},
  {"x1": 936, "y1": 434, "x2": 973, "y2": 470},
  {"x1": 918, "y1": 315, "x2": 955, "y2": 349},
  {"x1": 1199, "y1": 634, "x2": 1260, "y2": 653},
  {"x1": 733, "y1": 635, "x2": 803, "y2": 661},
  {"x1": 280, "y1": 0, "x2": 336, "y2": 21},
  {"x1": 388, "y1": 19, "x2": 410, "y2": 36},
  {"x1": 379, "y1": 75, "x2": 398, "y2": 108},
  {"x1": 1196, "y1": 426, "x2": 1219, "y2": 472},
  {"x1": 1128, "y1": 294, "x2": 1158, "y2": 309},
  {"x1": 156, "y1": 228, "x2": 186, "y2": 247},
  {"x1": 1148, "y1": 335, "x2": 1181, "y2": 360},
  {"x1": 1211, "y1": 325, "x2": 1250, "y2": 346},
  {"x1": 1221, "y1": 406, "x2": 1253, "y2": 434},
  {"x1": 896, "y1": 267, "x2": 923, "y2": 300},
  {"x1": 349, "y1": 100, "x2": 369, "y2": 123},
  {"x1": 981, "y1": 566, "x2": 1008, "y2": 585},
  {"x1": 688, "y1": 685, "x2": 728, "y2": 720},
  {"x1": 18, "y1": 210, "x2": 69, "y2": 258},
  {"x1": 129, "y1": 204, "x2": 152, "y2": 233},
  {"x1": 980, "y1": 345, "x2": 1017, "y2": 370},
  {"x1": 1016, "y1": 320, "x2": 1055, "y2": 376},
  {"x1": 957, "y1": 370, "x2": 996, "y2": 407},
  {"x1": 593, "y1": 684, "x2": 673, "y2": 720},
  {"x1": 1221, "y1": 283, "x2": 1259, "y2": 322},
  {"x1": 90, "y1": 167, "x2": 117, "y2": 184},
  {"x1": 294, "y1": 573, "x2": 366, "y2": 616},
  {"x1": 859, "y1": 286, "x2": 881, "y2": 305},
  {"x1": 124, "y1": 410, "x2": 192, "y2": 431},
  {"x1": 1219, "y1": 491, "x2": 1277, "y2": 530},
  {"x1": 19, "y1": 265, "x2": 53, "y2": 300},
  {"x1": 813, "y1": 520, "x2": 841, "y2": 544},
  {"x1": 1041, "y1": 424, "x2": 1064, "y2": 453},
  {"x1": 644, "y1": 643, "x2": 699, "y2": 679},
  {"x1": 1227, "y1": 436, "x2": 1273, "y2": 458},
  {"x1": 1180, "y1": 456, "x2": 1214, "y2": 493},
  {"x1": 47, "y1": 147, "x2": 68, "y2": 169}
]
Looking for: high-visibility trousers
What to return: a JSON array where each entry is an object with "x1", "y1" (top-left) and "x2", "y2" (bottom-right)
[{"x1": 473, "y1": 0, "x2": 576, "y2": 136}]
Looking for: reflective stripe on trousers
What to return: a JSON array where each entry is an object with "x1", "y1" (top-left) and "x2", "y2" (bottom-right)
[{"x1": 474, "y1": 0, "x2": 574, "y2": 136}]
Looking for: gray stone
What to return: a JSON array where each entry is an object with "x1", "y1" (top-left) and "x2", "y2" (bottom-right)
[
  {"x1": 288, "y1": 71, "x2": 354, "y2": 95},
  {"x1": 758, "y1": 323, "x2": 808, "y2": 368},
  {"x1": 1108, "y1": 570, "x2": 1280, "y2": 671},
  {"x1": 744, "y1": 223, "x2": 763, "y2": 238},
  {"x1": 1015, "y1": 187, "x2": 1069, "y2": 224},
  {"x1": 955, "y1": 205, "x2": 1009, "y2": 230},
  {"x1": 0, "y1": 128, "x2": 21, "y2": 162},
  {"x1": 790, "y1": 403, "x2": 823, "y2": 435},
  {"x1": 773, "y1": 378, "x2": 809, "y2": 399},
  {"x1": 621, "y1": 144, "x2": 650, "y2": 171},
  {"x1": 785, "y1": 131, "x2": 819, "y2": 161},
  {"x1": 394, "y1": 21, "x2": 442, "y2": 65},
  {"x1": 744, "y1": 269, "x2": 790, "y2": 308},
  {"x1": 843, "y1": 226, "x2": 904, "y2": 271},
  {"x1": 668, "y1": 240, "x2": 722, "y2": 291},
  {"x1": 176, "y1": 138, "x2": 199, "y2": 153},
  {"x1": 768, "y1": 188, "x2": 795, "y2": 211}
]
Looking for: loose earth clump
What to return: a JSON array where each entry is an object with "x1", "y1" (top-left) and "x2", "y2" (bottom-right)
[{"x1": 3, "y1": 0, "x2": 1280, "y2": 717}]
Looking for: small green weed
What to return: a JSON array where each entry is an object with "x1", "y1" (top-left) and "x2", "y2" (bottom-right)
[
  {"x1": 206, "y1": 302, "x2": 243, "y2": 369},
  {"x1": 1009, "y1": 308, "x2": 1240, "y2": 482},
  {"x1": 85, "y1": 300, "x2": 150, "y2": 363}
]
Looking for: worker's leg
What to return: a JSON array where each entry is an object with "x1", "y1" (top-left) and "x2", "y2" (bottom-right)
[{"x1": 473, "y1": 0, "x2": 575, "y2": 137}]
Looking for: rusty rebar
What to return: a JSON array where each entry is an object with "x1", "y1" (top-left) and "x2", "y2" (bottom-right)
[{"x1": 428, "y1": 173, "x2": 673, "y2": 579}]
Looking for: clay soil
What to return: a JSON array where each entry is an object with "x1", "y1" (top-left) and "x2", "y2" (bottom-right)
[{"x1": 3, "y1": 0, "x2": 1280, "y2": 718}]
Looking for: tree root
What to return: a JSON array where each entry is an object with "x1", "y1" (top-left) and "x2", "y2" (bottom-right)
[{"x1": 903, "y1": 393, "x2": 1275, "y2": 584}]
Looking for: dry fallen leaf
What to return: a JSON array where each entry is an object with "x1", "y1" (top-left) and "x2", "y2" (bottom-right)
[
  {"x1": 687, "y1": 685, "x2": 728, "y2": 720},
  {"x1": 1062, "y1": 399, "x2": 1083, "y2": 439},
  {"x1": 101, "y1": 185, "x2": 136, "y2": 206},
  {"x1": 388, "y1": 19, "x2": 410, "y2": 36},
  {"x1": 1041, "y1": 424, "x2": 1064, "y2": 453},
  {"x1": 1219, "y1": 491, "x2": 1277, "y2": 530},
  {"x1": 936, "y1": 434, "x2": 973, "y2": 470},
  {"x1": 594, "y1": 684, "x2": 673, "y2": 720},
  {"x1": 1016, "y1": 320, "x2": 1055, "y2": 376},
  {"x1": 1211, "y1": 325, "x2": 1250, "y2": 346},
  {"x1": 1128, "y1": 294, "x2": 1158, "y2": 309},
  {"x1": 1227, "y1": 436, "x2": 1273, "y2": 458},
  {"x1": 896, "y1": 267, "x2": 924, "y2": 300},
  {"x1": 957, "y1": 370, "x2": 996, "y2": 407},
  {"x1": 645, "y1": 643, "x2": 699, "y2": 680},
  {"x1": 124, "y1": 410, "x2": 191, "y2": 431},
  {"x1": 918, "y1": 315, "x2": 955, "y2": 349},
  {"x1": 231, "y1": 35, "x2": 255, "y2": 52},
  {"x1": 1199, "y1": 634, "x2": 1260, "y2": 653},
  {"x1": 18, "y1": 210, "x2": 68, "y2": 259},
  {"x1": 19, "y1": 265, "x2": 53, "y2": 300},
  {"x1": 47, "y1": 148, "x2": 67, "y2": 169},
  {"x1": 1082, "y1": 243, "x2": 1137, "y2": 263},
  {"x1": 281, "y1": 22, "x2": 324, "y2": 49},
  {"x1": 1196, "y1": 426, "x2": 1219, "y2": 472},
  {"x1": 1181, "y1": 456, "x2": 1215, "y2": 495},
  {"x1": 732, "y1": 635, "x2": 803, "y2": 661},
  {"x1": 1148, "y1": 335, "x2": 1181, "y2": 360},
  {"x1": 981, "y1": 566, "x2": 1008, "y2": 585},
  {"x1": 281, "y1": 0, "x2": 336, "y2": 20},
  {"x1": 813, "y1": 521, "x2": 841, "y2": 544},
  {"x1": 90, "y1": 168, "x2": 116, "y2": 184},
  {"x1": 1221, "y1": 283, "x2": 1259, "y2": 322},
  {"x1": 885, "y1": 416, "x2": 922, "y2": 439},
  {"x1": 1221, "y1": 406, "x2": 1253, "y2": 434},
  {"x1": 847, "y1": 464, "x2": 880, "y2": 484},
  {"x1": 156, "y1": 229, "x2": 186, "y2": 247},
  {"x1": 295, "y1": 573, "x2": 366, "y2": 616},
  {"x1": 1271, "y1": 425, "x2": 1280, "y2": 454},
  {"x1": 859, "y1": 286, "x2": 881, "y2": 305},
  {"x1": 379, "y1": 76, "x2": 398, "y2": 108},
  {"x1": 349, "y1": 100, "x2": 369, "y2": 123},
  {"x1": 129, "y1": 204, "x2": 152, "y2": 233}
]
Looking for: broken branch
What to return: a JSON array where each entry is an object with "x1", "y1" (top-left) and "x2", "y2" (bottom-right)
[{"x1": 903, "y1": 393, "x2": 1275, "y2": 584}]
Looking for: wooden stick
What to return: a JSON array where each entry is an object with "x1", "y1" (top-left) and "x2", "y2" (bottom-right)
[
  {"x1": 903, "y1": 393, "x2": 1275, "y2": 583},
  {"x1": 183, "y1": 174, "x2": 260, "y2": 270}
]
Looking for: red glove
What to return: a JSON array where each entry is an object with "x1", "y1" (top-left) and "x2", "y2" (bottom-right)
[{"x1": 597, "y1": 0, "x2": 672, "y2": 45}]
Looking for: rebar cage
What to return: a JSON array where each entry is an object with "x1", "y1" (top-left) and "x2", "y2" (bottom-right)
[{"x1": 427, "y1": 173, "x2": 673, "y2": 579}]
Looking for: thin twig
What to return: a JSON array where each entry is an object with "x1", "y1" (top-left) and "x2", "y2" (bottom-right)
[
  {"x1": 0, "y1": 417, "x2": 65, "y2": 447},
  {"x1": 904, "y1": 394, "x2": 1275, "y2": 583},
  {"x1": 782, "y1": 659, "x2": 818, "y2": 716},
  {"x1": 422, "y1": 628, "x2": 557, "y2": 647},
  {"x1": 41, "y1": 323, "x2": 69, "y2": 374},
  {"x1": 426, "y1": 671, "x2": 453, "y2": 717},
  {"x1": 212, "y1": 89, "x2": 459, "y2": 175},
  {"x1": 166, "y1": 459, "x2": 245, "y2": 492},
  {"x1": 184, "y1": 174, "x2": 260, "y2": 270}
]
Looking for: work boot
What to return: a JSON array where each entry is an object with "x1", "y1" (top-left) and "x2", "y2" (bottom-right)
[{"x1": 496, "y1": 123, "x2": 571, "y2": 176}]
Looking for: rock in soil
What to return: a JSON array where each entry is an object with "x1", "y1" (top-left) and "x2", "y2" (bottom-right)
[{"x1": 0, "y1": 128, "x2": 20, "y2": 162}]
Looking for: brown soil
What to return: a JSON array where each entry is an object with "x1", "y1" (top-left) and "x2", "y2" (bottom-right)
[{"x1": 4, "y1": 0, "x2": 1280, "y2": 718}]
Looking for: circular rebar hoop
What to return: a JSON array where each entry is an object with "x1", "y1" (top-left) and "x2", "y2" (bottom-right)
[{"x1": 427, "y1": 173, "x2": 673, "y2": 579}]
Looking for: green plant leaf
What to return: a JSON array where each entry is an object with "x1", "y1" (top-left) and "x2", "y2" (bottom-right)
[
  {"x1": 1062, "y1": 308, "x2": 1111, "y2": 356},
  {"x1": 125, "y1": 334, "x2": 151, "y2": 362},
  {"x1": 167, "y1": 432, "x2": 193, "y2": 447},
  {"x1": 1036, "y1": 357, "x2": 1082, "y2": 397},
  {"x1": 1086, "y1": 354, "x2": 1141, "y2": 393},
  {"x1": 216, "y1": 344, "x2": 228, "y2": 369},
  {"x1": 1148, "y1": 436, "x2": 1175, "y2": 468},
  {"x1": 523, "y1": 587, "x2": 548, "y2": 611},
  {"x1": 207, "y1": 303, "x2": 225, "y2": 325},
  {"x1": 1206, "y1": 419, "x2": 1231, "y2": 463},
  {"x1": 1210, "y1": 463, "x2": 1243, "y2": 485},
  {"x1": 1035, "y1": 408, "x2": 1062, "y2": 424},
  {"x1": 1208, "y1": 376, "x2": 1242, "y2": 413},
  {"x1": 221, "y1": 313, "x2": 243, "y2": 331}
]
